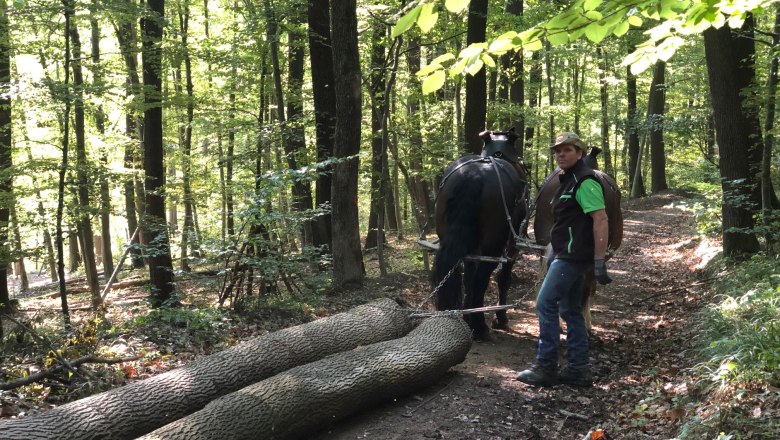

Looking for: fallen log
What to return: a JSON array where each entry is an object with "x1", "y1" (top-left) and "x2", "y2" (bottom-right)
[
  {"x1": 0, "y1": 298, "x2": 414, "y2": 440},
  {"x1": 139, "y1": 315, "x2": 472, "y2": 440}
]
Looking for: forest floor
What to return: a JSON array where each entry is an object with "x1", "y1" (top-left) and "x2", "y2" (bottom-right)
[
  {"x1": 2, "y1": 190, "x2": 756, "y2": 439},
  {"x1": 307, "y1": 190, "x2": 720, "y2": 440}
]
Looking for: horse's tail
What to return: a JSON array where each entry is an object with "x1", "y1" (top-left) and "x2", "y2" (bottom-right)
[{"x1": 433, "y1": 177, "x2": 483, "y2": 310}]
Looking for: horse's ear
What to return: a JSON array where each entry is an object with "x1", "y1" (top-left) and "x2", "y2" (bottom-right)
[
  {"x1": 479, "y1": 130, "x2": 492, "y2": 142},
  {"x1": 505, "y1": 127, "x2": 518, "y2": 143}
]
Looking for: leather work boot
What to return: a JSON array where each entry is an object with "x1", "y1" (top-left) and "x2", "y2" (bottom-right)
[
  {"x1": 516, "y1": 363, "x2": 557, "y2": 387},
  {"x1": 558, "y1": 365, "x2": 593, "y2": 388}
]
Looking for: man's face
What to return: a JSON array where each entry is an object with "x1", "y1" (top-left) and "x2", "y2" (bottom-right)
[{"x1": 553, "y1": 144, "x2": 584, "y2": 170}]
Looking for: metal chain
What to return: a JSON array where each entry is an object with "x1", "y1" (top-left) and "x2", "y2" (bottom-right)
[{"x1": 415, "y1": 259, "x2": 462, "y2": 310}]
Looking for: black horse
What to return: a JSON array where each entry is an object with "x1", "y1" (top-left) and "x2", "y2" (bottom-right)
[
  {"x1": 532, "y1": 147, "x2": 624, "y2": 330},
  {"x1": 432, "y1": 130, "x2": 529, "y2": 340}
]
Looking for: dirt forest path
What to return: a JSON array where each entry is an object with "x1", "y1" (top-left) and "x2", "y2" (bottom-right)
[{"x1": 312, "y1": 191, "x2": 712, "y2": 440}]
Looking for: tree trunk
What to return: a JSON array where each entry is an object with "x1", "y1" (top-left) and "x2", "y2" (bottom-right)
[
  {"x1": 597, "y1": 46, "x2": 614, "y2": 177},
  {"x1": 10, "y1": 205, "x2": 27, "y2": 292},
  {"x1": 0, "y1": 0, "x2": 11, "y2": 322},
  {"x1": 525, "y1": 51, "x2": 541, "y2": 155},
  {"x1": 69, "y1": 16, "x2": 101, "y2": 308},
  {"x1": 649, "y1": 60, "x2": 668, "y2": 192},
  {"x1": 90, "y1": 0, "x2": 114, "y2": 280},
  {"x1": 113, "y1": 4, "x2": 145, "y2": 269},
  {"x1": 703, "y1": 17, "x2": 761, "y2": 257},
  {"x1": 142, "y1": 0, "x2": 176, "y2": 305},
  {"x1": 366, "y1": 22, "x2": 386, "y2": 250},
  {"x1": 626, "y1": 56, "x2": 646, "y2": 197},
  {"x1": 178, "y1": 0, "x2": 196, "y2": 271},
  {"x1": 762, "y1": 5, "x2": 780, "y2": 254},
  {"x1": 140, "y1": 315, "x2": 470, "y2": 440},
  {"x1": 463, "y1": 0, "x2": 488, "y2": 154},
  {"x1": 331, "y1": 0, "x2": 364, "y2": 288},
  {"x1": 0, "y1": 299, "x2": 414, "y2": 440},
  {"x1": 307, "y1": 0, "x2": 335, "y2": 251},
  {"x1": 57, "y1": 4, "x2": 73, "y2": 325},
  {"x1": 405, "y1": 37, "x2": 434, "y2": 237},
  {"x1": 285, "y1": 0, "x2": 315, "y2": 245}
]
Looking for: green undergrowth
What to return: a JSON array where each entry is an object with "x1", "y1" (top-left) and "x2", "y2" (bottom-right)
[{"x1": 677, "y1": 253, "x2": 780, "y2": 439}]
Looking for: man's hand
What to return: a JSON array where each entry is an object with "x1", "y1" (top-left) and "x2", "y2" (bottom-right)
[{"x1": 593, "y1": 258, "x2": 612, "y2": 284}]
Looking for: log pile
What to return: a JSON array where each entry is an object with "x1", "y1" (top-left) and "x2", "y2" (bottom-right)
[
  {"x1": 139, "y1": 315, "x2": 472, "y2": 440},
  {"x1": 0, "y1": 298, "x2": 415, "y2": 440}
]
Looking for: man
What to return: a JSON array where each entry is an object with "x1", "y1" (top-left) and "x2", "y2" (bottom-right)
[{"x1": 516, "y1": 132, "x2": 612, "y2": 387}]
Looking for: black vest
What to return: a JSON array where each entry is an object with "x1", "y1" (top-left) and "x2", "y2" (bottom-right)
[{"x1": 550, "y1": 160, "x2": 599, "y2": 262}]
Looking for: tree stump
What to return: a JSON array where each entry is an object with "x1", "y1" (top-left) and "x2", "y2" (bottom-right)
[
  {"x1": 0, "y1": 299, "x2": 414, "y2": 440},
  {"x1": 140, "y1": 314, "x2": 472, "y2": 440}
]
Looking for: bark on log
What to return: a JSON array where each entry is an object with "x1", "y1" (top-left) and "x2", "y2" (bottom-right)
[
  {"x1": 139, "y1": 315, "x2": 472, "y2": 440},
  {"x1": 0, "y1": 299, "x2": 414, "y2": 440}
]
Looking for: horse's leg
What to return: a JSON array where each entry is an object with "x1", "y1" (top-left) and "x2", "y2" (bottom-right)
[
  {"x1": 492, "y1": 261, "x2": 514, "y2": 329},
  {"x1": 435, "y1": 265, "x2": 463, "y2": 311},
  {"x1": 465, "y1": 261, "x2": 497, "y2": 341}
]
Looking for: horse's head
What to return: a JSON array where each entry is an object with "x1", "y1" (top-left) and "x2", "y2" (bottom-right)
[
  {"x1": 583, "y1": 146, "x2": 602, "y2": 170},
  {"x1": 480, "y1": 128, "x2": 519, "y2": 163}
]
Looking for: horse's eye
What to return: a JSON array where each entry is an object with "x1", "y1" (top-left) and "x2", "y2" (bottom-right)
[{"x1": 495, "y1": 152, "x2": 503, "y2": 157}]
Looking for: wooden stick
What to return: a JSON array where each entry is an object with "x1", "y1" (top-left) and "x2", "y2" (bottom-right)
[
  {"x1": 0, "y1": 354, "x2": 140, "y2": 391},
  {"x1": 101, "y1": 226, "x2": 140, "y2": 302}
]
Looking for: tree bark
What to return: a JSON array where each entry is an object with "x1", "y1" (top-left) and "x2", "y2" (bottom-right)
[
  {"x1": 463, "y1": 0, "x2": 488, "y2": 155},
  {"x1": 597, "y1": 46, "x2": 614, "y2": 177},
  {"x1": 139, "y1": 315, "x2": 471, "y2": 440},
  {"x1": 649, "y1": 60, "x2": 668, "y2": 192},
  {"x1": 331, "y1": 0, "x2": 364, "y2": 288},
  {"x1": 0, "y1": 0, "x2": 11, "y2": 324},
  {"x1": 366, "y1": 21, "x2": 387, "y2": 250},
  {"x1": 68, "y1": 14, "x2": 101, "y2": 308},
  {"x1": 142, "y1": 0, "x2": 176, "y2": 305},
  {"x1": 703, "y1": 17, "x2": 761, "y2": 257},
  {"x1": 177, "y1": 0, "x2": 196, "y2": 271},
  {"x1": 762, "y1": 5, "x2": 780, "y2": 254},
  {"x1": 626, "y1": 54, "x2": 646, "y2": 197},
  {"x1": 307, "y1": 0, "x2": 335, "y2": 251},
  {"x1": 113, "y1": 2, "x2": 145, "y2": 269},
  {"x1": 0, "y1": 299, "x2": 414, "y2": 440}
]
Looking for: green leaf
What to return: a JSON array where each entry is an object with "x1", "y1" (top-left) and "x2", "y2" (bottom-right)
[
  {"x1": 422, "y1": 70, "x2": 446, "y2": 94},
  {"x1": 481, "y1": 53, "x2": 496, "y2": 68},
  {"x1": 417, "y1": 63, "x2": 442, "y2": 77},
  {"x1": 449, "y1": 57, "x2": 469, "y2": 77},
  {"x1": 524, "y1": 38, "x2": 544, "y2": 52},
  {"x1": 584, "y1": 23, "x2": 610, "y2": 43},
  {"x1": 459, "y1": 43, "x2": 485, "y2": 59},
  {"x1": 656, "y1": 36, "x2": 683, "y2": 61},
  {"x1": 445, "y1": 0, "x2": 470, "y2": 14},
  {"x1": 630, "y1": 53, "x2": 655, "y2": 75},
  {"x1": 547, "y1": 29, "x2": 570, "y2": 46},
  {"x1": 628, "y1": 15, "x2": 643, "y2": 27},
  {"x1": 465, "y1": 58, "x2": 484, "y2": 76},
  {"x1": 417, "y1": 4, "x2": 438, "y2": 33},
  {"x1": 488, "y1": 31, "x2": 519, "y2": 54},
  {"x1": 547, "y1": 10, "x2": 579, "y2": 30},
  {"x1": 727, "y1": 13, "x2": 746, "y2": 29},
  {"x1": 613, "y1": 20, "x2": 630, "y2": 37},
  {"x1": 392, "y1": 5, "x2": 422, "y2": 38},
  {"x1": 585, "y1": 10, "x2": 603, "y2": 21},
  {"x1": 583, "y1": 0, "x2": 602, "y2": 11},
  {"x1": 431, "y1": 53, "x2": 456, "y2": 65}
]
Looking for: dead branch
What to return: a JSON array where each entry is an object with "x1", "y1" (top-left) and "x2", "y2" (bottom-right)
[{"x1": 0, "y1": 354, "x2": 140, "y2": 391}]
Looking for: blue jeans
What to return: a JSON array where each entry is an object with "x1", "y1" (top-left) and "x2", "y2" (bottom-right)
[{"x1": 535, "y1": 258, "x2": 589, "y2": 370}]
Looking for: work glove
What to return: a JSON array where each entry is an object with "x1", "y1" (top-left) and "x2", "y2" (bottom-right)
[{"x1": 593, "y1": 258, "x2": 612, "y2": 285}]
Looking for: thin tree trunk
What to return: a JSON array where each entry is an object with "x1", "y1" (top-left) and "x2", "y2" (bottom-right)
[
  {"x1": 366, "y1": 21, "x2": 386, "y2": 250},
  {"x1": 178, "y1": 0, "x2": 196, "y2": 271},
  {"x1": 626, "y1": 50, "x2": 646, "y2": 197},
  {"x1": 0, "y1": 0, "x2": 11, "y2": 324},
  {"x1": 762, "y1": 5, "x2": 780, "y2": 254},
  {"x1": 597, "y1": 46, "x2": 614, "y2": 177},
  {"x1": 307, "y1": 0, "x2": 335, "y2": 251},
  {"x1": 10, "y1": 205, "x2": 27, "y2": 292},
  {"x1": 91, "y1": 0, "x2": 114, "y2": 280},
  {"x1": 331, "y1": 0, "x2": 365, "y2": 288},
  {"x1": 142, "y1": 0, "x2": 176, "y2": 305},
  {"x1": 68, "y1": 17, "x2": 101, "y2": 308},
  {"x1": 57, "y1": 2, "x2": 73, "y2": 324},
  {"x1": 649, "y1": 60, "x2": 668, "y2": 192},
  {"x1": 463, "y1": 0, "x2": 488, "y2": 154}
]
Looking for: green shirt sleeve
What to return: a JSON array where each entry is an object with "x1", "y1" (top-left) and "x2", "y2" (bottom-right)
[{"x1": 575, "y1": 178, "x2": 606, "y2": 213}]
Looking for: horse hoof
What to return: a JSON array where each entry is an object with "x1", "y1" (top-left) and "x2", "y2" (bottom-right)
[{"x1": 492, "y1": 318, "x2": 509, "y2": 330}]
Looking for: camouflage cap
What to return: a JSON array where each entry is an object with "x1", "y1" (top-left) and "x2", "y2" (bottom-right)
[{"x1": 551, "y1": 132, "x2": 587, "y2": 151}]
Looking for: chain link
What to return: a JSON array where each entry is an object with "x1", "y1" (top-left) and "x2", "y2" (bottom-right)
[{"x1": 415, "y1": 259, "x2": 462, "y2": 311}]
